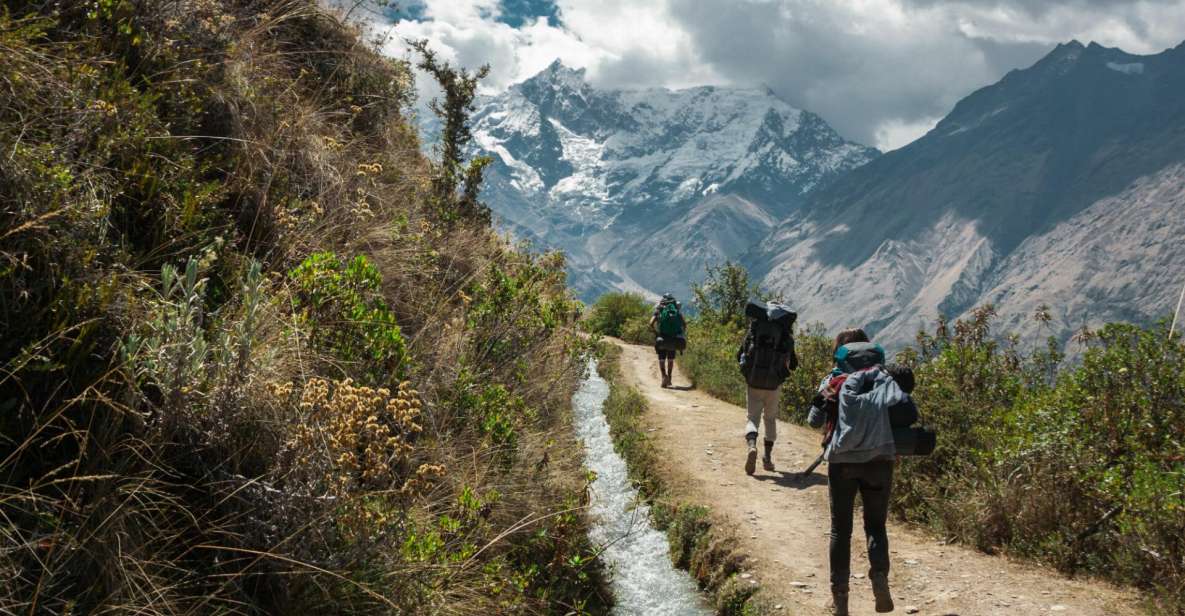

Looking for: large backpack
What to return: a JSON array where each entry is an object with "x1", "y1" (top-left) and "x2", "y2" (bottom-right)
[
  {"x1": 738, "y1": 301, "x2": 797, "y2": 390},
  {"x1": 655, "y1": 299, "x2": 686, "y2": 351},
  {"x1": 657, "y1": 301, "x2": 683, "y2": 337},
  {"x1": 835, "y1": 341, "x2": 884, "y2": 373},
  {"x1": 817, "y1": 342, "x2": 886, "y2": 447}
]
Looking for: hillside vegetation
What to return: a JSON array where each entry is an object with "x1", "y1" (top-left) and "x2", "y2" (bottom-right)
[
  {"x1": 583, "y1": 292, "x2": 653, "y2": 345},
  {"x1": 0, "y1": 1, "x2": 608, "y2": 613},
  {"x1": 674, "y1": 265, "x2": 1185, "y2": 612}
]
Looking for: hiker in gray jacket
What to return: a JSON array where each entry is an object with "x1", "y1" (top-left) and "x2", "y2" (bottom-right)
[{"x1": 808, "y1": 335, "x2": 901, "y2": 616}]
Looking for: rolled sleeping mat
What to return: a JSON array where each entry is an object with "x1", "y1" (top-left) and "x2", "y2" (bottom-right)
[
  {"x1": 836, "y1": 341, "x2": 885, "y2": 373},
  {"x1": 745, "y1": 300, "x2": 769, "y2": 321},
  {"x1": 765, "y1": 301, "x2": 797, "y2": 326},
  {"x1": 893, "y1": 426, "x2": 937, "y2": 456}
]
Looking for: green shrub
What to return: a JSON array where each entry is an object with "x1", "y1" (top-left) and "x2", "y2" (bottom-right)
[
  {"x1": 679, "y1": 318, "x2": 748, "y2": 407},
  {"x1": 690, "y1": 260, "x2": 770, "y2": 329},
  {"x1": 892, "y1": 309, "x2": 1185, "y2": 610},
  {"x1": 620, "y1": 314, "x2": 656, "y2": 345},
  {"x1": 289, "y1": 251, "x2": 409, "y2": 385},
  {"x1": 585, "y1": 292, "x2": 651, "y2": 338},
  {"x1": 779, "y1": 323, "x2": 835, "y2": 420},
  {"x1": 679, "y1": 261, "x2": 835, "y2": 421}
]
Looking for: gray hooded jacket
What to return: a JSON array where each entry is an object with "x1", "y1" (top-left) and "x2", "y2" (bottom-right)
[{"x1": 823, "y1": 367, "x2": 901, "y2": 464}]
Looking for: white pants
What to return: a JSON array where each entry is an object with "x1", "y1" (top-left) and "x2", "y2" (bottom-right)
[{"x1": 745, "y1": 386, "x2": 780, "y2": 443}]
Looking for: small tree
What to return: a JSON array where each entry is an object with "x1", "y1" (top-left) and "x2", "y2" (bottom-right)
[
  {"x1": 411, "y1": 39, "x2": 492, "y2": 225},
  {"x1": 691, "y1": 261, "x2": 776, "y2": 328}
]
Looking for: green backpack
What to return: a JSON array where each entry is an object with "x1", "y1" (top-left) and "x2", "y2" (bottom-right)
[{"x1": 657, "y1": 302, "x2": 683, "y2": 337}]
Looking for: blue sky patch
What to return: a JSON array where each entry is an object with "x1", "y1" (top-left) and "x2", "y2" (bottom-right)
[
  {"x1": 497, "y1": 0, "x2": 560, "y2": 27},
  {"x1": 383, "y1": 0, "x2": 559, "y2": 27}
]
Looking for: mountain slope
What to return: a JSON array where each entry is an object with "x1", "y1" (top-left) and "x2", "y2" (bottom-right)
[
  {"x1": 755, "y1": 40, "x2": 1185, "y2": 348},
  {"x1": 470, "y1": 61, "x2": 878, "y2": 299}
]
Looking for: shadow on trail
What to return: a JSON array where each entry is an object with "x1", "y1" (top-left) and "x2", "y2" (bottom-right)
[
  {"x1": 752, "y1": 470, "x2": 827, "y2": 490},
  {"x1": 666, "y1": 384, "x2": 695, "y2": 391}
]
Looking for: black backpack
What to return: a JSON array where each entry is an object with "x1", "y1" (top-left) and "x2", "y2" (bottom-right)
[
  {"x1": 883, "y1": 364, "x2": 936, "y2": 456},
  {"x1": 737, "y1": 301, "x2": 797, "y2": 390}
]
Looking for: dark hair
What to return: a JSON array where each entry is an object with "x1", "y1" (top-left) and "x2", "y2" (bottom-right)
[
  {"x1": 885, "y1": 363, "x2": 915, "y2": 394},
  {"x1": 832, "y1": 327, "x2": 870, "y2": 355}
]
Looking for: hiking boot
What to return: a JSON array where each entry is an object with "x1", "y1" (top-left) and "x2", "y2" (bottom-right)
[
  {"x1": 870, "y1": 572, "x2": 894, "y2": 613},
  {"x1": 829, "y1": 589, "x2": 850, "y2": 616},
  {"x1": 744, "y1": 439, "x2": 758, "y2": 475},
  {"x1": 762, "y1": 440, "x2": 775, "y2": 471}
]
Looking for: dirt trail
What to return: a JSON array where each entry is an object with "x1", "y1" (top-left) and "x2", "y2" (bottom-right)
[{"x1": 612, "y1": 340, "x2": 1144, "y2": 616}]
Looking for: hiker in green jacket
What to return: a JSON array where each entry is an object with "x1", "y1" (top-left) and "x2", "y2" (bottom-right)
[{"x1": 649, "y1": 293, "x2": 686, "y2": 388}]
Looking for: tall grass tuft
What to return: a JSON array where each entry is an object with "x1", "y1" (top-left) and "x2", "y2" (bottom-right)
[{"x1": 0, "y1": 1, "x2": 608, "y2": 613}]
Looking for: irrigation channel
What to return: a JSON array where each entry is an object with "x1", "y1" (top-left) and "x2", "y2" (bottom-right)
[{"x1": 572, "y1": 360, "x2": 711, "y2": 615}]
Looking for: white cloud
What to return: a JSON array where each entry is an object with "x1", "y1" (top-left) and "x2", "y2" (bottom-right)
[
  {"x1": 947, "y1": 1, "x2": 1185, "y2": 53},
  {"x1": 355, "y1": 0, "x2": 1185, "y2": 147},
  {"x1": 875, "y1": 116, "x2": 943, "y2": 151}
]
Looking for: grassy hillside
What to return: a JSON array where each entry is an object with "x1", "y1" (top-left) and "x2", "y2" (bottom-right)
[{"x1": 0, "y1": 1, "x2": 608, "y2": 613}]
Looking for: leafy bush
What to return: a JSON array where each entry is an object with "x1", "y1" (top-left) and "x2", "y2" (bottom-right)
[
  {"x1": 679, "y1": 318, "x2": 748, "y2": 407},
  {"x1": 290, "y1": 251, "x2": 410, "y2": 384},
  {"x1": 620, "y1": 314, "x2": 656, "y2": 345},
  {"x1": 893, "y1": 311, "x2": 1185, "y2": 610},
  {"x1": 690, "y1": 260, "x2": 774, "y2": 328},
  {"x1": 584, "y1": 291, "x2": 651, "y2": 338},
  {"x1": 679, "y1": 317, "x2": 832, "y2": 417}
]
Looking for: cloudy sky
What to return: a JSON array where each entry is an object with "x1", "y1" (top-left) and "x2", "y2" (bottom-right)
[{"x1": 357, "y1": 0, "x2": 1185, "y2": 150}]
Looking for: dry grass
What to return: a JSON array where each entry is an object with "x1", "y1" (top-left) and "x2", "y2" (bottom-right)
[{"x1": 0, "y1": 1, "x2": 608, "y2": 613}]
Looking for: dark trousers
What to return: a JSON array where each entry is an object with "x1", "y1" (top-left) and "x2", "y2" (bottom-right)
[{"x1": 828, "y1": 460, "x2": 894, "y2": 591}]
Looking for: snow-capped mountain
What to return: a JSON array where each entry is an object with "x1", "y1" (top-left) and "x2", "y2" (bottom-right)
[
  {"x1": 468, "y1": 61, "x2": 878, "y2": 300},
  {"x1": 752, "y1": 40, "x2": 1185, "y2": 351}
]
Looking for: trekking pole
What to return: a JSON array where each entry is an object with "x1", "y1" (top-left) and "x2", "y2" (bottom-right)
[{"x1": 799, "y1": 452, "x2": 825, "y2": 478}]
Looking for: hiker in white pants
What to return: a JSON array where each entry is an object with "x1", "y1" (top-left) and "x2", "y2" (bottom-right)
[
  {"x1": 745, "y1": 385, "x2": 781, "y2": 473},
  {"x1": 737, "y1": 300, "x2": 798, "y2": 475}
]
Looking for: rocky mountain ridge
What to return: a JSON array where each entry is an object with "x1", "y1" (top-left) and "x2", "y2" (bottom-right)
[
  {"x1": 467, "y1": 61, "x2": 878, "y2": 299},
  {"x1": 752, "y1": 40, "x2": 1185, "y2": 349}
]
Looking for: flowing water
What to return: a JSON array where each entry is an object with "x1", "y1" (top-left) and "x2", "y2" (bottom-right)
[{"x1": 572, "y1": 360, "x2": 711, "y2": 616}]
